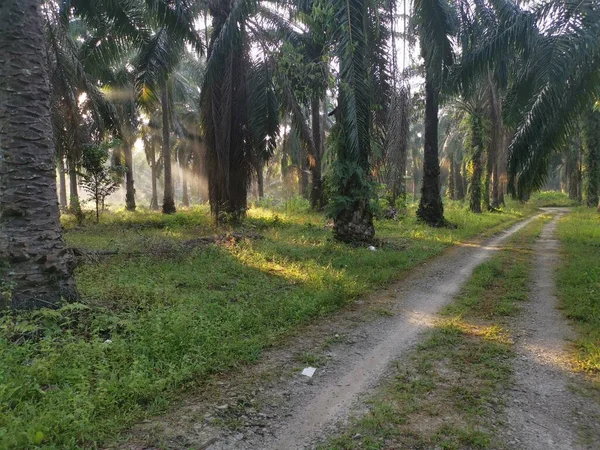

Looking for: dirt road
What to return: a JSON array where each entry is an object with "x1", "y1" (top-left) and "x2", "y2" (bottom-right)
[
  {"x1": 204, "y1": 215, "x2": 542, "y2": 450},
  {"x1": 502, "y1": 209, "x2": 600, "y2": 450}
]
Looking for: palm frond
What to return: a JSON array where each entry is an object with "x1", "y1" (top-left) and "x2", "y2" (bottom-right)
[
  {"x1": 330, "y1": 0, "x2": 371, "y2": 163},
  {"x1": 247, "y1": 60, "x2": 280, "y2": 161}
]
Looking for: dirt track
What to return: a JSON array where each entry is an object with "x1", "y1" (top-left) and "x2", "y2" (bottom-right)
[
  {"x1": 501, "y1": 209, "x2": 600, "y2": 449},
  {"x1": 203, "y1": 215, "x2": 542, "y2": 450},
  {"x1": 120, "y1": 210, "x2": 599, "y2": 450}
]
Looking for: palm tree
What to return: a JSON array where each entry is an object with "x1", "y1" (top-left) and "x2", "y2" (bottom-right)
[
  {"x1": 453, "y1": 86, "x2": 488, "y2": 213},
  {"x1": 457, "y1": 0, "x2": 600, "y2": 199},
  {"x1": 201, "y1": 0, "x2": 280, "y2": 223},
  {"x1": 141, "y1": 115, "x2": 163, "y2": 210},
  {"x1": 563, "y1": 129, "x2": 583, "y2": 202},
  {"x1": 439, "y1": 109, "x2": 465, "y2": 201},
  {"x1": 66, "y1": 0, "x2": 202, "y2": 214},
  {"x1": 413, "y1": 0, "x2": 457, "y2": 226},
  {"x1": 45, "y1": 6, "x2": 122, "y2": 214},
  {"x1": 1, "y1": 0, "x2": 77, "y2": 309},
  {"x1": 583, "y1": 107, "x2": 600, "y2": 208},
  {"x1": 274, "y1": 6, "x2": 331, "y2": 210},
  {"x1": 160, "y1": 79, "x2": 176, "y2": 213},
  {"x1": 329, "y1": 0, "x2": 375, "y2": 242}
]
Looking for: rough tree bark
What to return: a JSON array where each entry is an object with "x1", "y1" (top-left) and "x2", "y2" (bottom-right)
[
  {"x1": 161, "y1": 82, "x2": 176, "y2": 214},
  {"x1": 417, "y1": 73, "x2": 445, "y2": 225},
  {"x1": 0, "y1": 0, "x2": 77, "y2": 309}
]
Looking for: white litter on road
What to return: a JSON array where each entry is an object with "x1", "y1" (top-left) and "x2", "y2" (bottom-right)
[{"x1": 301, "y1": 367, "x2": 316, "y2": 378}]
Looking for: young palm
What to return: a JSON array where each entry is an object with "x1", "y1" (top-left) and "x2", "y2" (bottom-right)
[{"x1": 327, "y1": 0, "x2": 376, "y2": 242}]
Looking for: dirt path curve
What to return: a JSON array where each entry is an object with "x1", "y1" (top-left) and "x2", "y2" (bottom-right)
[
  {"x1": 201, "y1": 215, "x2": 543, "y2": 450},
  {"x1": 502, "y1": 209, "x2": 600, "y2": 450}
]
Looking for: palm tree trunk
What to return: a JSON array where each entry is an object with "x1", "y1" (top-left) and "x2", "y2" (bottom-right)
[
  {"x1": 583, "y1": 108, "x2": 600, "y2": 208},
  {"x1": 577, "y1": 140, "x2": 583, "y2": 204},
  {"x1": 417, "y1": 72, "x2": 444, "y2": 225},
  {"x1": 455, "y1": 159, "x2": 465, "y2": 200},
  {"x1": 488, "y1": 79, "x2": 502, "y2": 209},
  {"x1": 499, "y1": 129, "x2": 510, "y2": 206},
  {"x1": 124, "y1": 144, "x2": 136, "y2": 211},
  {"x1": 58, "y1": 158, "x2": 67, "y2": 209},
  {"x1": 0, "y1": 0, "x2": 77, "y2": 309},
  {"x1": 310, "y1": 95, "x2": 323, "y2": 209},
  {"x1": 67, "y1": 157, "x2": 80, "y2": 212},
  {"x1": 181, "y1": 164, "x2": 190, "y2": 207},
  {"x1": 491, "y1": 155, "x2": 500, "y2": 207},
  {"x1": 412, "y1": 157, "x2": 419, "y2": 202},
  {"x1": 150, "y1": 141, "x2": 159, "y2": 210},
  {"x1": 566, "y1": 149, "x2": 579, "y2": 201},
  {"x1": 256, "y1": 163, "x2": 265, "y2": 199},
  {"x1": 300, "y1": 158, "x2": 309, "y2": 198},
  {"x1": 446, "y1": 153, "x2": 455, "y2": 200},
  {"x1": 331, "y1": 0, "x2": 374, "y2": 243},
  {"x1": 469, "y1": 114, "x2": 484, "y2": 214},
  {"x1": 484, "y1": 151, "x2": 492, "y2": 211},
  {"x1": 161, "y1": 81, "x2": 176, "y2": 214}
]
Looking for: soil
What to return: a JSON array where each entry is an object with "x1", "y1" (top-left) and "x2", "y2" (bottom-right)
[
  {"x1": 114, "y1": 215, "x2": 542, "y2": 450},
  {"x1": 501, "y1": 209, "x2": 600, "y2": 450}
]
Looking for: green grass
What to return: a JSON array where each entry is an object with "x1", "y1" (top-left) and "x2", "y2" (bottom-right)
[
  {"x1": 530, "y1": 190, "x2": 580, "y2": 207},
  {"x1": 556, "y1": 208, "x2": 600, "y2": 375},
  {"x1": 0, "y1": 200, "x2": 533, "y2": 449},
  {"x1": 319, "y1": 217, "x2": 546, "y2": 450}
]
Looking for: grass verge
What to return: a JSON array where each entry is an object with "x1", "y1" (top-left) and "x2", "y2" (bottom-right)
[
  {"x1": 556, "y1": 208, "x2": 600, "y2": 376},
  {"x1": 319, "y1": 216, "x2": 547, "y2": 450},
  {"x1": 0, "y1": 200, "x2": 533, "y2": 449}
]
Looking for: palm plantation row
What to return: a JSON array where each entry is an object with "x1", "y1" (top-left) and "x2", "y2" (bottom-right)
[{"x1": 1, "y1": 0, "x2": 600, "y2": 312}]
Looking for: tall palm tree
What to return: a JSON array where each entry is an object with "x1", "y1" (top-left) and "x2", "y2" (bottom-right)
[
  {"x1": 201, "y1": 0, "x2": 280, "y2": 223},
  {"x1": 1, "y1": 0, "x2": 77, "y2": 309},
  {"x1": 141, "y1": 114, "x2": 163, "y2": 209},
  {"x1": 413, "y1": 0, "x2": 457, "y2": 226}
]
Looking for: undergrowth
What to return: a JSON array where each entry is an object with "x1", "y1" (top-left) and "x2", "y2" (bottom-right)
[
  {"x1": 0, "y1": 200, "x2": 533, "y2": 449},
  {"x1": 556, "y1": 208, "x2": 600, "y2": 375}
]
